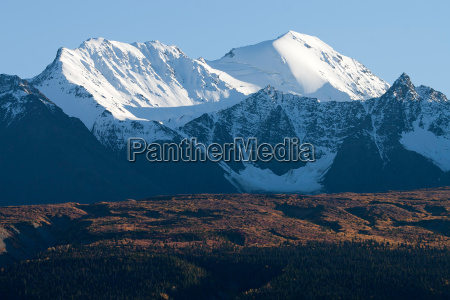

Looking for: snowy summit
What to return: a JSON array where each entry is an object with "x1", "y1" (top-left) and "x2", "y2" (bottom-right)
[{"x1": 208, "y1": 30, "x2": 389, "y2": 101}]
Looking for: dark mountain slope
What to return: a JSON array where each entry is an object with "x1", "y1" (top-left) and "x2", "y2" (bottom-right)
[{"x1": 0, "y1": 75, "x2": 162, "y2": 205}]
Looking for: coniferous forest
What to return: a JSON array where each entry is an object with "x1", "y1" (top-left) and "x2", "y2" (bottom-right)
[{"x1": 0, "y1": 242, "x2": 449, "y2": 299}]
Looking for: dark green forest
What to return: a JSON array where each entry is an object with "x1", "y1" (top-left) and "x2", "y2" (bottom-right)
[{"x1": 0, "y1": 241, "x2": 449, "y2": 300}]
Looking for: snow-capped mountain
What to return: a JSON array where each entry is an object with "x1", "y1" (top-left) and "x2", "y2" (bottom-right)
[
  {"x1": 2, "y1": 32, "x2": 447, "y2": 199},
  {"x1": 30, "y1": 32, "x2": 391, "y2": 152},
  {"x1": 32, "y1": 38, "x2": 258, "y2": 127},
  {"x1": 208, "y1": 31, "x2": 389, "y2": 102},
  {"x1": 181, "y1": 74, "x2": 450, "y2": 193},
  {"x1": 31, "y1": 38, "x2": 258, "y2": 150}
]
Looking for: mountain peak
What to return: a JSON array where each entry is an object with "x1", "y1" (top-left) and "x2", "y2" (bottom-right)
[
  {"x1": 81, "y1": 37, "x2": 111, "y2": 48},
  {"x1": 275, "y1": 31, "x2": 322, "y2": 51},
  {"x1": 0, "y1": 74, "x2": 50, "y2": 99},
  {"x1": 260, "y1": 85, "x2": 277, "y2": 96},
  {"x1": 0, "y1": 74, "x2": 21, "y2": 90},
  {"x1": 278, "y1": 30, "x2": 299, "y2": 38},
  {"x1": 393, "y1": 73, "x2": 412, "y2": 86},
  {"x1": 277, "y1": 30, "x2": 314, "y2": 41},
  {"x1": 390, "y1": 73, "x2": 415, "y2": 92},
  {"x1": 383, "y1": 73, "x2": 419, "y2": 102}
]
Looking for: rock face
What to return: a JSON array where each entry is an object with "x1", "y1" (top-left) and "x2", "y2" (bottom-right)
[
  {"x1": 324, "y1": 73, "x2": 450, "y2": 192},
  {"x1": 180, "y1": 74, "x2": 450, "y2": 193}
]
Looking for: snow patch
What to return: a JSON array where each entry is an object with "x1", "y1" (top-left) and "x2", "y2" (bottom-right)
[
  {"x1": 400, "y1": 123, "x2": 450, "y2": 172},
  {"x1": 223, "y1": 153, "x2": 336, "y2": 193}
]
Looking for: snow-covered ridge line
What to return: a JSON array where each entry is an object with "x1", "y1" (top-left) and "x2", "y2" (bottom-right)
[{"x1": 31, "y1": 37, "x2": 258, "y2": 129}]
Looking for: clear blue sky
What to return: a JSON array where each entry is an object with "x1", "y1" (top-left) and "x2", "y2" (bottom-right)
[{"x1": 1, "y1": 0, "x2": 449, "y2": 95}]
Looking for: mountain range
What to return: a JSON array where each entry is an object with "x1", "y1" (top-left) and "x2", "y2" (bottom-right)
[{"x1": 1, "y1": 31, "x2": 449, "y2": 205}]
